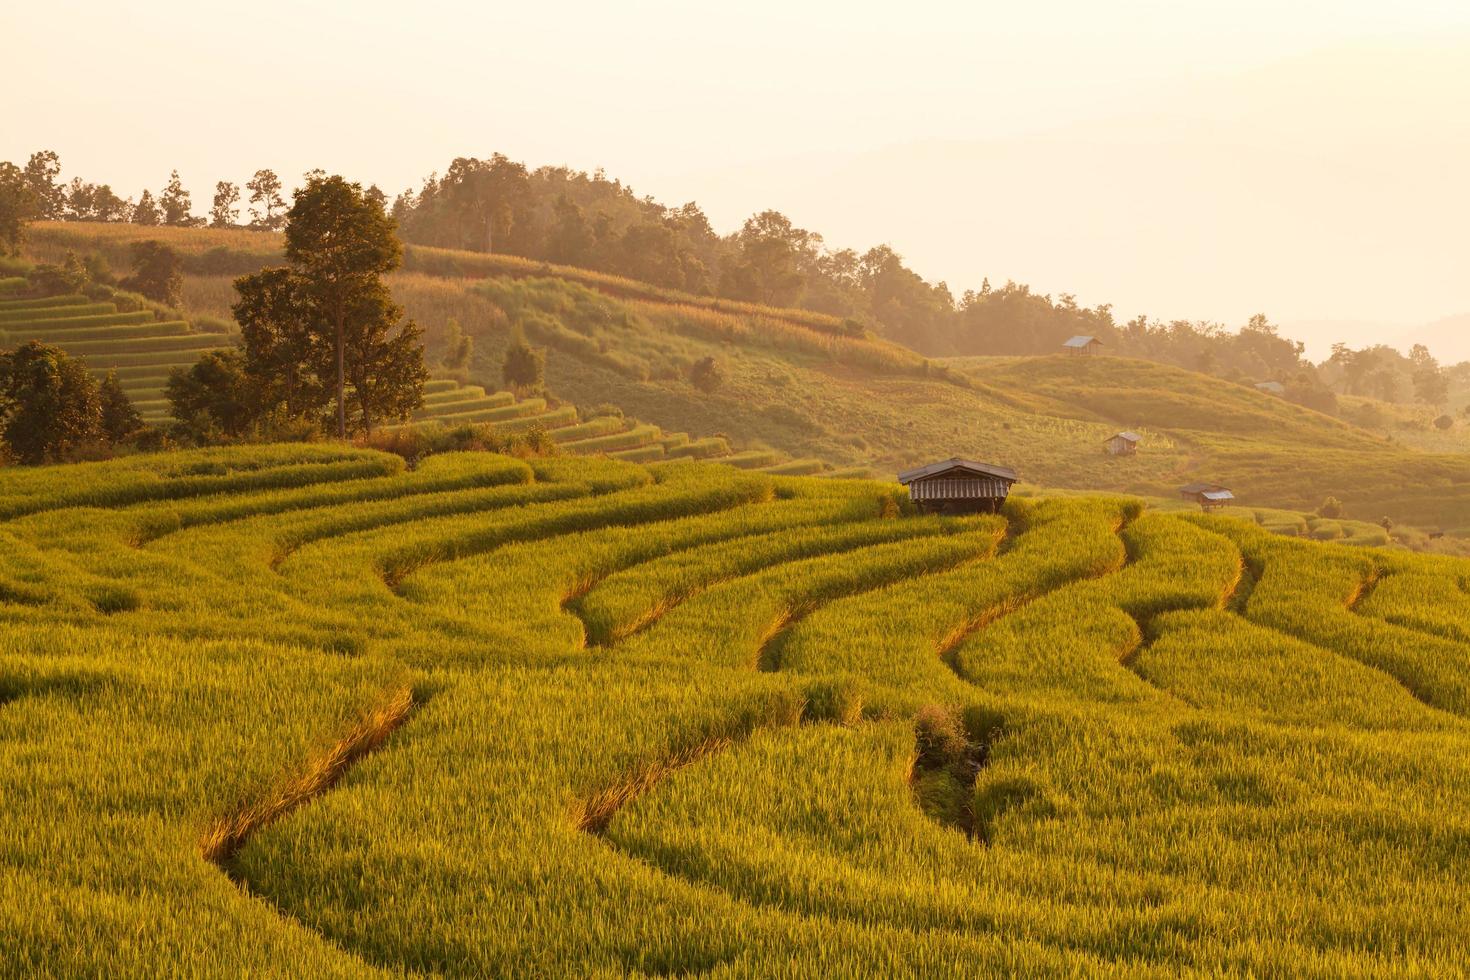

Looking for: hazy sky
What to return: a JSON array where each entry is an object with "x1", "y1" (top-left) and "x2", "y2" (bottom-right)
[{"x1": 8, "y1": 0, "x2": 1469, "y2": 355}]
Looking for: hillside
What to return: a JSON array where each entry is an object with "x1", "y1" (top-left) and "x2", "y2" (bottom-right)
[
  {"x1": 19, "y1": 221, "x2": 1470, "y2": 536},
  {"x1": 5, "y1": 446, "x2": 1470, "y2": 974}
]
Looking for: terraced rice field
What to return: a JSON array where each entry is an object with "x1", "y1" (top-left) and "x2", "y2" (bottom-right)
[
  {"x1": 0, "y1": 293, "x2": 232, "y2": 426},
  {"x1": 4, "y1": 445, "x2": 1470, "y2": 975},
  {"x1": 414, "y1": 379, "x2": 735, "y2": 463}
]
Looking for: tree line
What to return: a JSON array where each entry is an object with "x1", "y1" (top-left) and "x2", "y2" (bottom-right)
[
  {"x1": 3, "y1": 150, "x2": 1459, "y2": 416},
  {"x1": 0, "y1": 151, "x2": 294, "y2": 242}
]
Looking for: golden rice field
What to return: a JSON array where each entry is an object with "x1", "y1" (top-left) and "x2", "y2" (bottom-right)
[{"x1": 5, "y1": 445, "x2": 1470, "y2": 976}]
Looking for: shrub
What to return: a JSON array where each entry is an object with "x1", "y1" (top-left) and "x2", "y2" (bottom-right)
[
  {"x1": 502, "y1": 329, "x2": 545, "y2": 392},
  {"x1": 689, "y1": 355, "x2": 726, "y2": 393},
  {"x1": 1435, "y1": 414, "x2": 1454, "y2": 430},
  {"x1": 1317, "y1": 496, "x2": 1343, "y2": 519}
]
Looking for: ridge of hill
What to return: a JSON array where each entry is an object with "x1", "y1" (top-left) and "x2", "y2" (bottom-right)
[{"x1": 18, "y1": 221, "x2": 1470, "y2": 539}]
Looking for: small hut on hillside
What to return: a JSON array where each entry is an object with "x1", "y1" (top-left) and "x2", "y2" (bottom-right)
[
  {"x1": 1104, "y1": 431, "x2": 1141, "y2": 456},
  {"x1": 899, "y1": 458, "x2": 1018, "y2": 514},
  {"x1": 1255, "y1": 380, "x2": 1285, "y2": 396},
  {"x1": 1179, "y1": 482, "x2": 1235, "y2": 511},
  {"x1": 1063, "y1": 335, "x2": 1102, "y2": 356}
]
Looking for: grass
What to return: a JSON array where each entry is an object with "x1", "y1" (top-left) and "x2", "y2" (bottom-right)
[{"x1": 6, "y1": 444, "x2": 1470, "y2": 973}]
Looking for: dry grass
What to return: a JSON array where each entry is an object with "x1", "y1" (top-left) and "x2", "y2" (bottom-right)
[{"x1": 200, "y1": 686, "x2": 414, "y2": 866}]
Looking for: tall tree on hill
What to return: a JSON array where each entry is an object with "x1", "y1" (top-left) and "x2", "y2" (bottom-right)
[
  {"x1": 121, "y1": 240, "x2": 184, "y2": 306},
  {"x1": 0, "y1": 342, "x2": 102, "y2": 463},
  {"x1": 283, "y1": 174, "x2": 421, "y2": 437},
  {"x1": 159, "y1": 170, "x2": 196, "y2": 226},
  {"x1": 132, "y1": 190, "x2": 160, "y2": 226},
  {"x1": 0, "y1": 161, "x2": 38, "y2": 255},
  {"x1": 211, "y1": 181, "x2": 241, "y2": 227},
  {"x1": 246, "y1": 169, "x2": 286, "y2": 230},
  {"x1": 22, "y1": 150, "x2": 64, "y2": 220}
]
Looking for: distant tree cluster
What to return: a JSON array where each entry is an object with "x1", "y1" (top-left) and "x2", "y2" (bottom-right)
[
  {"x1": 1323, "y1": 342, "x2": 1453, "y2": 411},
  {"x1": 0, "y1": 150, "x2": 311, "y2": 237},
  {"x1": 168, "y1": 175, "x2": 427, "y2": 441}
]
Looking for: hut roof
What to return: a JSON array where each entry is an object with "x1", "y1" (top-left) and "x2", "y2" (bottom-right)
[
  {"x1": 1062, "y1": 335, "x2": 1101, "y2": 349},
  {"x1": 1107, "y1": 431, "x2": 1142, "y2": 443},
  {"x1": 898, "y1": 457, "x2": 1018, "y2": 485},
  {"x1": 1255, "y1": 381, "x2": 1285, "y2": 394},
  {"x1": 1201, "y1": 490, "x2": 1235, "y2": 502}
]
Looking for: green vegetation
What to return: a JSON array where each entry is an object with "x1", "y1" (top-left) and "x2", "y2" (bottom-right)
[{"x1": 6, "y1": 446, "x2": 1470, "y2": 974}]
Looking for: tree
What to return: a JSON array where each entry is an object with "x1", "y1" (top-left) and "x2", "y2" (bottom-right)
[
  {"x1": 0, "y1": 341, "x2": 103, "y2": 463},
  {"x1": 341, "y1": 281, "x2": 428, "y2": 433},
  {"x1": 165, "y1": 349, "x2": 257, "y2": 440},
  {"x1": 99, "y1": 371, "x2": 143, "y2": 442},
  {"x1": 22, "y1": 150, "x2": 64, "y2": 220},
  {"x1": 211, "y1": 181, "x2": 241, "y2": 227},
  {"x1": 1413, "y1": 364, "x2": 1449, "y2": 408},
  {"x1": 133, "y1": 190, "x2": 160, "y2": 226},
  {"x1": 502, "y1": 327, "x2": 545, "y2": 391},
  {"x1": 720, "y1": 211, "x2": 813, "y2": 307},
  {"x1": 159, "y1": 170, "x2": 196, "y2": 226},
  {"x1": 283, "y1": 174, "x2": 418, "y2": 437},
  {"x1": 231, "y1": 267, "x2": 327, "y2": 420},
  {"x1": 0, "y1": 161, "x2": 37, "y2": 255},
  {"x1": 246, "y1": 169, "x2": 286, "y2": 230},
  {"x1": 121, "y1": 240, "x2": 184, "y2": 306},
  {"x1": 1317, "y1": 496, "x2": 1343, "y2": 519}
]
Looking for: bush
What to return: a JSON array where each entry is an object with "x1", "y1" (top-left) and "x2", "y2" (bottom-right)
[
  {"x1": 1435, "y1": 414, "x2": 1454, "y2": 430},
  {"x1": 1316, "y1": 496, "x2": 1343, "y2": 519},
  {"x1": 689, "y1": 355, "x2": 726, "y2": 393},
  {"x1": 502, "y1": 330, "x2": 545, "y2": 392}
]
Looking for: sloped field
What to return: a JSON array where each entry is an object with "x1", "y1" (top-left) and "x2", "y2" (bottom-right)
[
  {"x1": 0, "y1": 293, "x2": 230, "y2": 425},
  {"x1": 4, "y1": 446, "x2": 1470, "y2": 975}
]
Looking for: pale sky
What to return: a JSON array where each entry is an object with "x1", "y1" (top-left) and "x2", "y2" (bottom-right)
[{"x1": 7, "y1": 0, "x2": 1470, "y2": 356}]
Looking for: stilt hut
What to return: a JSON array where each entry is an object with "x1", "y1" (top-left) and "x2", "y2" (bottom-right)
[
  {"x1": 898, "y1": 458, "x2": 1018, "y2": 514},
  {"x1": 1179, "y1": 482, "x2": 1235, "y2": 511}
]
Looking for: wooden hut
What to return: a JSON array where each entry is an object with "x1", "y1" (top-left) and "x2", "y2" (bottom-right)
[
  {"x1": 1179, "y1": 482, "x2": 1235, "y2": 511},
  {"x1": 898, "y1": 458, "x2": 1018, "y2": 514},
  {"x1": 1104, "y1": 431, "x2": 1141, "y2": 456},
  {"x1": 1062, "y1": 335, "x2": 1102, "y2": 356},
  {"x1": 1255, "y1": 380, "x2": 1285, "y2": 396}
]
